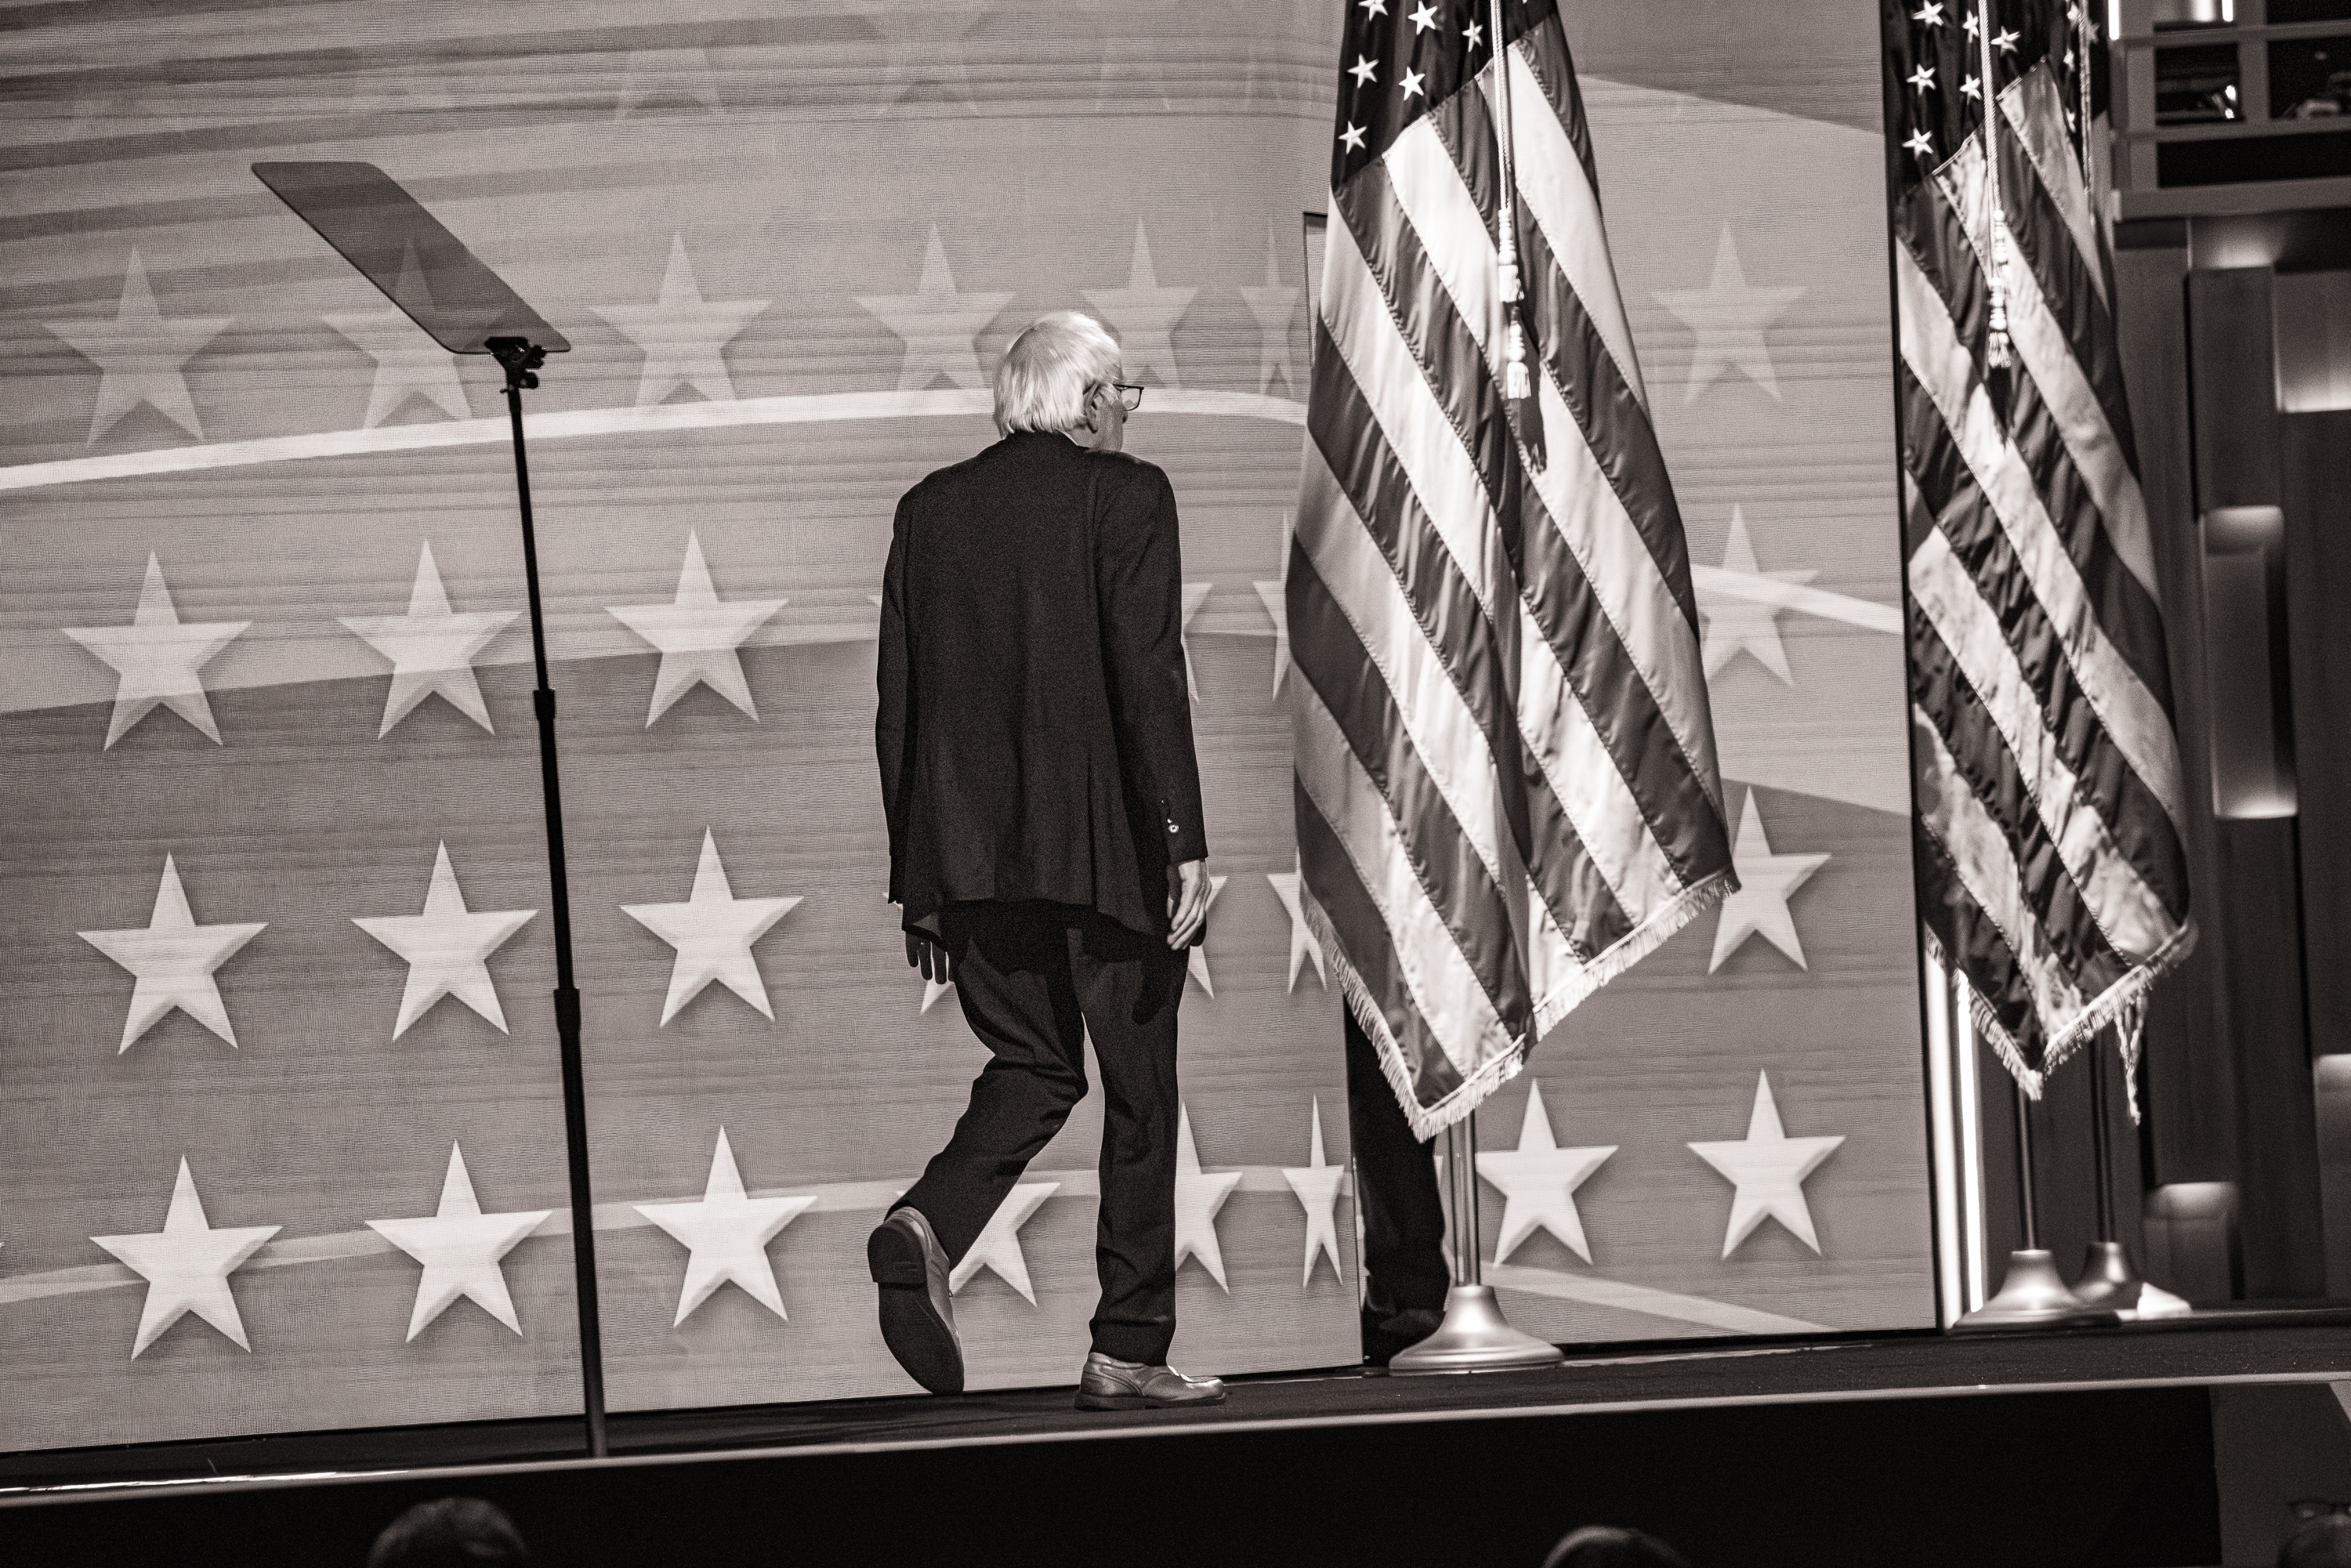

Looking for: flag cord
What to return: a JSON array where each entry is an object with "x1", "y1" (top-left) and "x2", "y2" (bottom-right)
[
  {"x1": 1488, "y1": 0, "x2": 1532, "y2": 401},
  {"x1": 1977, "y1": 0, "x2": 2012, "y2": 370},
  {"x1": 2076, "y1": 5, "x2": 2097, "y2": 186}
]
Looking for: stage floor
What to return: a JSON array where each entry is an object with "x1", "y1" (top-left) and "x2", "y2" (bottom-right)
[{"x1": 6, "y1": 1309, "x2": 2347, "y2": 1496}]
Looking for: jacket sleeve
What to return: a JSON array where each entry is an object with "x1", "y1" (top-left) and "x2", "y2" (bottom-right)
[
  {"x1": 875, "y1": 494, "x2": 912, "y2": 902},
  {"x1": 1095, "y1": 461, "x2": 1208, "y2": 865}
]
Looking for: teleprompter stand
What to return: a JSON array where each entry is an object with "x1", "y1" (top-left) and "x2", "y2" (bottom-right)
[{"x1": 251, "y1": 163, "x2": 609, "y2": 1456}]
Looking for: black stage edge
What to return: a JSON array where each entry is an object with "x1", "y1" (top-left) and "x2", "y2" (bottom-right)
[{"x1": 5, "y1": 1316, "x2": 2349, "y2": 1567}]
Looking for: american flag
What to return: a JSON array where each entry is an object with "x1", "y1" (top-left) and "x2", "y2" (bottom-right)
[
  {"x1": 1292, "y1": 0, "x2": 1735, "y2": 1139},
  {"x1": 1884, "y1": 0, "x2": 2194, "y2": 1092}
]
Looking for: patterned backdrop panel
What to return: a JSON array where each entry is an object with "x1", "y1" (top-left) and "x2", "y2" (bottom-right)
[{"x1": 0, "y1": 0, "x2": 1931, "y2": 1450}]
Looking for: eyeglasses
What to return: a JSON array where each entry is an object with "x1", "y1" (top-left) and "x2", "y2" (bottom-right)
[{"x1": 1107, "y1": 382, "x2": 1144, "y2": 412}]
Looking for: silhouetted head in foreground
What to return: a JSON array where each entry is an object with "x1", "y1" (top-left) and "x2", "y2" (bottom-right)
[
  {"x1": 2280, "y1": 1512, "x2": 2351, "y2": 1568},
  {"x1": 1542, "y1": 1524, "x2": 1694, "y2": 1568},
  {"x1": 368, "y1": 1497, "x2": 528, "y2": 1568}
]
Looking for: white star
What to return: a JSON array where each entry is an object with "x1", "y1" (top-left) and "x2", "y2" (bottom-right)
[
  {"x1": 1408, "y1": 1, "x2": 1440, "y2": 32},
  {"x1": 1651, "y1": 225, "x2": 1806, "y2": 405},
  {"x1": 1082, "y1": 221, "x2": 1194, "y2": 389},
  {"x1": 1963, "y1": 9, "x2": 1980, "y2": 36},
  {"x1": 1400, "y1": 67, "x2": 1427, "y2": 100},
  {"x1": 1961, "y1": 74, "x2": 1983, "y2": 100},
  {"x1": 1465, "y1": 18, "x2": 1485, "y2": 48},
  {"x1": 950, "y1": 1182, "x2": 1057, "y2": 1302},
  {"x1": 1173, "y1": 1103, "x2": 1243, "y2": 1289},
  {"x1": 79, "y1": 856, "x2": 266, "y2": 1053},
  {"x1": 1994, "y1": 27, "x2": 2019, "y2": 53},
  {"x1": 352, "y1": 842, "x2": 535, "y2": 1040},
  {"x1": 606, "y1": 531, "x2": 786, "y2": 726},
  {"x1": 1699, "y1": 507, "x2": 1818, "y2": 686},
  {"x1": 1280, "y1": 1098, "x2": 1345, "y2": 1287},
  {"x1": 1709, "y1": 791, "x2": 1830, "y2": 972},
  {"x1": 1238, "y1": 223, "x2": 1299, "y2": 397},
  {"x1": 339, "y1": 541, "x2": 518, "y2": 737},
  {"x1": 1349, "y1": 55, "x2": 1379, "y2": 87},
  {"x1": 1476, "y1": 1081, "x2": 1615, "y2": 1265},
  {"x1": 63, "y1": 554, "x2": 249, "y2": 748},
  {"x1": 1905, "y1": 129, "x2": 1938, "y2": 158},
  {"x1": 367, "y1": 1143, "x2": 553, "y2": 1339},
  {"x1": 622, "y1": 830, "x2": 802, "y2": 1025},
  {"x1": 1179, "y1": 580, "x2": 1212, "y2": 700},
  {"x1": 1339, "y1": 122, "x2": 1367, "y2": 153},
  {"x1": 322, "y1": 306, "x2": 470, "y2": 429},
  {"x1": 1687, "y1": 1071, "x2": 1844, "y2": 1256},
  {"x1": 1913, "y1": 1, "x2": 1943, "y2": 24},
  {"x1": 42, "y1": 251, "x2": 231, "y2": 444},
  {"x1": 591, "y1": 234, "x2": 768, "y2": 407},
  {"x1": 634, "y1": 1128, "x2": 816, "y2": 1325},
  {"x1": 1185, "y1": 874, "x2": 1230, "y2": 995},
  {"x1": 92, "y1": 1158, "x2": 279, "y2": 1357},
  {"x1": 855, "y1": 226, "x2": 1015, "y2": 393},
  {"x1": 1907, "y1": 63, "x2": 1936, "y2": 92},
  {"x1": 1357, "y1": 0, "x2": 1387, "y2": 15},
  {"x1": 1266, "y1": 857, "x2": 1328, "y2": 992}
]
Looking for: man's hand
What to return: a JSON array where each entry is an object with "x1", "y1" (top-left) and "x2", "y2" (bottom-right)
[
  {"x1": 1167, "y1": 858, "x2": 1210, "y2": 950},
  {"x1": 905, "y1": 931, "x2": 951, "y2": 984}
]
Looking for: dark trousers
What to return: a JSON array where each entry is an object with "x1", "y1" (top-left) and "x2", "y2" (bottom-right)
[
  {"x1": 897, "y1": 900, "x2": 1186, "y2": 1364},
  {"x1": 1345, "y1": 1007, "x2": 1450, "y2": 1316}
]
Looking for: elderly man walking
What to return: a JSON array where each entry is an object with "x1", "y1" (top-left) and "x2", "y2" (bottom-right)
[{"x1": 870, "y1": 310, "x2": 1223, "y2": 1410}]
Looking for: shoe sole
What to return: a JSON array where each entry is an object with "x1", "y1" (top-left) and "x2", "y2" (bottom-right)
[
  {"x1": 868, "y1": 1223, "x2": 963, "y2": 1396},
  {"x1": 1073, "y1": 1388, "x2": 1229, "y2": 1411}
]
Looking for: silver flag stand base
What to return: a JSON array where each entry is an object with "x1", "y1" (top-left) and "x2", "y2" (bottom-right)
[
  {"x1": 1387, "y1": 1114, "x2": 1567, "y2": 1375},
  {"x1": 1389, "y1": 1284, "x2": 1567, "y2": 1373},
  {"x1": 1954, "y1": 1248, "x2": 2123, "y2": 1331}
]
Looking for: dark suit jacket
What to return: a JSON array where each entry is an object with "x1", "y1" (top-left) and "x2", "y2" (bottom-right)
[{"x1": 876, "y1": 429, "x2": 1208, "y2": 940}]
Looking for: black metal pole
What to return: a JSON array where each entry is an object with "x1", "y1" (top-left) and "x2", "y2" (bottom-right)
[
  {"x1": 2089, "y1": 1030, "x2": 2118, "y2": 1244},
  {"x1": 491, "y1": 337, "x2": 607, "y2": 1459},
  {"x1": 2013, "y1": 1075, "x2": 2041, "y2": 1253}
]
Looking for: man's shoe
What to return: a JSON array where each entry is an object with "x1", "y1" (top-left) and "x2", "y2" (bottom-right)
[
  {"x1": 868, "y1": 1207, "x2": 963, "y2": 1394},
  {"x1": 1073, "y1": 1349, "x2": 1227, "y2": 1410},
  {"x1": 1360, "y1": 1305, "x2": 1444, "y2": 1370}
]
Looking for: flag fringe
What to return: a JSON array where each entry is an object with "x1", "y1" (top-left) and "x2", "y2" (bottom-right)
[{"x1": 1306, "y1": 864, "x2": 1737, "y2": 1143}]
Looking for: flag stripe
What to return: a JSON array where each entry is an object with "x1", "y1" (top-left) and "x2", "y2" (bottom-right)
[
  {"x1": 1294, "y1": 779, "x2": 1467, "y2": 1107},
  {"x1": 1999, "y1": 70, "x2": 2106, "y2": 309},
  {"x1": 1909, "y1": 525, "x2": 2175, "y2": 961},
  {"x1": 1893, "y1": 239, "x2": 2186, "y2": 833}
]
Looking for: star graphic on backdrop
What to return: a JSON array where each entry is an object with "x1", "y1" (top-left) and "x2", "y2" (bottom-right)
[
  {"x1": 1184, "y1": 875, "x2": 1230, "y2": 996},
  {"x1": 1179, "y1": 581, "x2": 1212, "y2": 700},
  {"x1": 92, "y1": 1158, "x2": 278, "y2": 1357},
  {"x1": 352, "y1": 842, "x2": 535, "y2": 1040},
  {"x1": 854, "y1": 226, "x2": 1014, "y2": 393},
  {"x1": 1339, "y1": 122, "x2": 1367, "y2": 152},
  {"x1": 1476, "y1": 1081, "x2": 1616, "y2": 1265},
  {"x1": 614, "y1": 46, "x2": 723, "y2": 118},
  {"x1": 63, "y1": 554, "x2": 249, "y2": 748},
  {"x1": 42, "y1": 251, "x2": 232, "y2": 444},
  {"x1": 592, "y1": 235, "x2": 768, "y2": 407},
  {"x1": 949, "y1": 1182, "x2": 1057, "y2": 1302},
  {"x1": 1906, "y1": 63, "x2": 1936, "y2": 92},
  {"x1": 1400, "y1": 67, "x2": 1427, "y2": 100},
  {"x1": 1650, "y1": 225, "x2": 1805, "y2": 404},
  {"x1": 1173, "y1": 1103, "x2": 1244, "y2": 1289},
  {"x1": 1280, "y1": 1098, "x2": 1345, "y2": 1287},
  {"x1": 1904, "y1": 129, "x2": 1937, "y2": 159},
  {"x1": 1266, "y1": 857, "x2": 1328, "y2": 993},
  {"x1": 634, "y1": 1128, "x2": 816, "y2": 1325},
  {"x1": 1253, "y1": 578, "x2": 1291, "y2": 697},
  {"x1": 919, "y1": 973, "x2": 954, "y2": 1013},
  {"x1": 322, "y1": 306, "x2": 470, "y2": 428},
  {"x1": 79, "y1": 855, "x2": 266, "y2": 1053},
  {"x1": 1408, "y1": 1, "x2": 1440, "y2": 31},
  {"x1": 367, "y1": 1144, "x2": 552, "y2": 1339},
  {"x1": 339, "y1": 541, "x2": 518, "y2": 736},
  {"x1": 622, "y1": 830, "x2": 802, "y2": 1025},
  {"x1": 1239, "y1": 224, "x2": 1299, "y2": 397},
  {"x1": 1083, "y1": 222, "x2": 1194, "y2": 389},
  {"x1": 1709, "y1": 791, "x2": 1831, "y2": 972},
  {"x1": 606, "y1": 532, "x2": 786, "y2": 726},
  {"x1": 1688, "y1": 1071, "x2": 1845, "y2": 1256},
  {"x1": 1699, "y1": 507, "x2": 1818, "y2": 685}
]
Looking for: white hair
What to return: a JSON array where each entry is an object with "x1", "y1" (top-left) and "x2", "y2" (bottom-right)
[{"x1": 993, "y1": 311, "x2": 1121, "y2": 435}]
